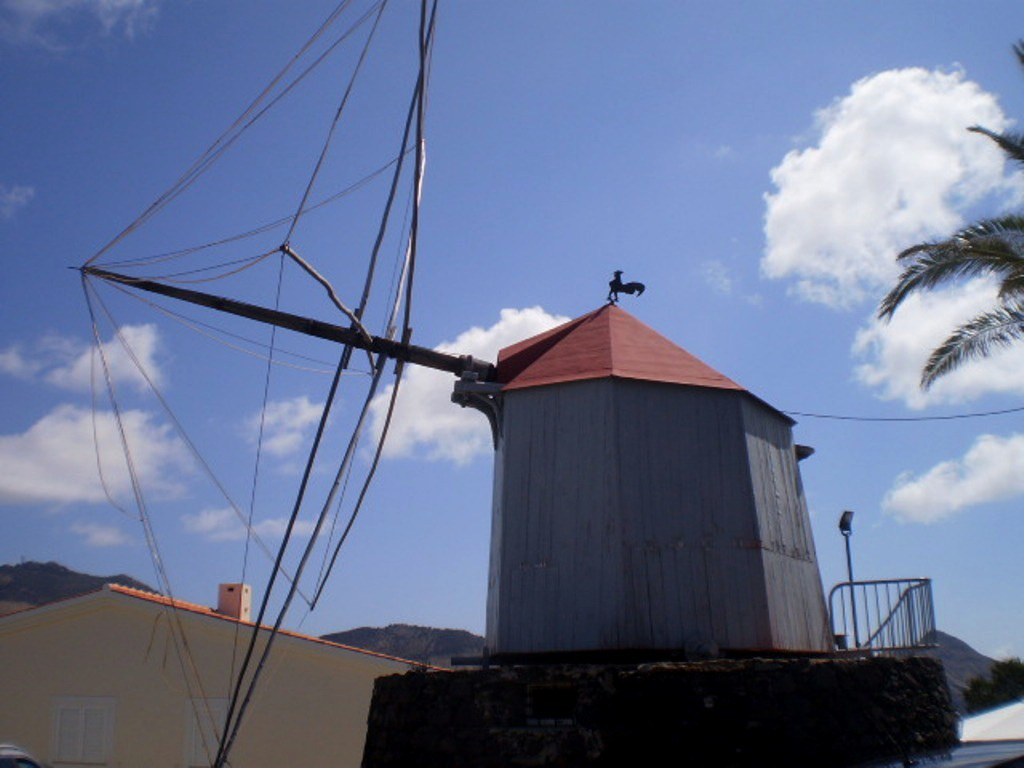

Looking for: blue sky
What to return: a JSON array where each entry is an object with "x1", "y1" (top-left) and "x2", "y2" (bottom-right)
[{"x1": 3, "y1": 0, "x2": 1024, "y2": 660}]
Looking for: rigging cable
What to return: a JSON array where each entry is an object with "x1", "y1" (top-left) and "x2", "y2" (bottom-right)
[
  {"x1": 98, "y1": 152, "x2": 406, "y2": 271},
  {"x1": 310, "y1": 201, "x2": 414, "y2": 598},
  {"x1": 401, "y1": 0, "x2": 435, "y2": 338},
  {"x1": 311, "y1": 137, "x2": 420, "y2": 601},
  {"x1": 309, "y1": 360, "x2": 403, "y2": 607},
  {"x1": 87, "y1": 331, "x2": 141, "y2": 521},
  {"x1": 310, "y1": 0, "x2": 437, "y2": 603},
  {"x1": 81, "y1": 275, "x2": 218, "y2": 749},
  {"x1": 213, "y1": 6, "x2": 393, "y2": 757},
  {"x1": 132, "y1": 250, "x2": 277, "y2": 285},
  {"x1": 311, "y1": 252, "x2": 413, "y2": 606},
  {"x1": 325, "y1": 0, "x2": 439, "y2": 384},
  {"x1": 215, "y1": 350, "x2": 392, "y2": 767},
  {"x1": 214, "y1": 5, "x2": 437, "y2": 766},
  {"x1": 102, "y1": 280, "x2": 345, "y2": 374},
  {"x1": 220, "y1": 2, "x2": 393, "y2": 682},
  {"x1": 272, "y1": 2, "x2": 389, "y2": 346},
  {"x1": 75, "y1": 2, "x2": 433, "y2": 764},
  {"x1": 309, "y1": 6, "x2": 436, "y2": 595},
  {"x1": 282, "y1": 1, "x2": 387, "y2": 244},
  {"x1": 82, "y1": 276, "x2": 313, "y2": 601},
  {"x1": 211, "y1": 342, "x2": 357, "y2": 768},
  {"x1": 352, "y1": 1, "x2": 435, "y2": 316},
  {"x1": 84, "y1": 0, "x2": 380, "y2": 268},
  {"x1": 228, "y1": 249, "x2": 286, "y2": 740}
]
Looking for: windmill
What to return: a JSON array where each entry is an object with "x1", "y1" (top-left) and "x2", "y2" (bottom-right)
[{"x1": 86, "y1": 265, "x2": 832, "y2": 660}]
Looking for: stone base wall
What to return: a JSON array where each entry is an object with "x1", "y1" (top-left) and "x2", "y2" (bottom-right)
[{"x1": 362, "y1": 657, "x2": 957, "y2": 767}]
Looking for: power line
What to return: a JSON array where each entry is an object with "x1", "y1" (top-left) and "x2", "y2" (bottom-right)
[
  {"x1": 784, "y1": 404, "x2": 1024, "y2": 422},
  {"x1": 787, "y1": 404, "x2": 1024, "y2": 422}
]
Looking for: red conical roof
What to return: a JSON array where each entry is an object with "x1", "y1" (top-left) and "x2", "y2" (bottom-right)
[{"x1": 496, "y1": 304, "x2": 746, "y2": 392}]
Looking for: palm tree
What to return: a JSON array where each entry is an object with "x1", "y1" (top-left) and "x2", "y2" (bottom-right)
[{"x1": 878, "y1": 42, "x2": 1024, "y2": 389}]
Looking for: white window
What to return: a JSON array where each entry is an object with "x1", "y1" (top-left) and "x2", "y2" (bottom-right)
[
  {"x1": 185, "y1": 698, "x2": 228, "y2": 768},
  {"x1": 51, "y1": 697, "x2": 115, "y2": 765}
]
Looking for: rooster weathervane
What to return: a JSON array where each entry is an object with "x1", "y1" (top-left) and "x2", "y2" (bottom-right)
[{"x1": 607, "y1": 270, "x2": 645, "y2": 304}]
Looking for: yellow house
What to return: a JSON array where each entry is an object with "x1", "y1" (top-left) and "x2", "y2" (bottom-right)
[{"x1": 0, "y1": 583, "x2": 420, "y2": 767}]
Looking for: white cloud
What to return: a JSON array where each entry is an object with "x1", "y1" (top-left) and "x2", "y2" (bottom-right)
[
  {"x1": 0, "y1": 403, "x2": 188, "y2": 505},
  {"x1": 700, "y1": 260, "x2": 762, "y2": 305},
  {"x1": 0, "y1": 184, "x2": 34, "y2": 219},
  {"x1": 370, "y1": 307, "x2": 569, "y2": 465},
  {"x1": 182, "y1": 505, "x2": 315, "y2": 542},
  {"x1": 853, "y1": 279, "x2": 1024, "y2": 407},
  {"x1": 251, "y1": 516, "x2": 316, "y2": 539},
  {"x1": 182, "y1": 507, "x2": 239, "y2": 541},
  {"x1": 762, "y1": 67, "x2": 1023, "y2": 308},
  {"x1": 0, "y1": 344, "x2": 42, "y2": 378},
  {"x1": 713, "y1": 145, "x2": 737, "y2": 161},
  {"x1": 701, "y1": 260, "x2": 734, "y2": 295},
  {"x1": 70, "y1": 521, "x2": 131, "y2": 547},
  {"x1": 47, "y1": 324, "x2": 164, "y2": 392},
  {"x1": 883, "y1": 432, "x2": 1024, "y2": 522},
  {"x1": 246, "y1": 396, "x2": 325, "y2": 458},
  {"x1": 91, "y1": 0, "x2": 155, "y2": 35},
  {"x1": 1, "y1": 0, "x2": 158, "y2": 48},
  {"x1": 0, "y1": 324, "x2": 164, "y2": 392}
]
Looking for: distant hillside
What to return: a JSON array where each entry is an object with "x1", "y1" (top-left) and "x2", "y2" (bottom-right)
[
  {"x1": 922, "y1": 630, "x2": 995, "y2": 714},
  {"x1": 0, "y1": 561, "x2": 155, "y2": 615},
  {"x1": 323, "y1": 624, "x2": 484, "y2": 668}
]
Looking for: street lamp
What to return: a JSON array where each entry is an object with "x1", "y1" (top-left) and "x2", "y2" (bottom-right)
[{"x1": 838, "y1": 510, "x2": 859, "y2": 648}]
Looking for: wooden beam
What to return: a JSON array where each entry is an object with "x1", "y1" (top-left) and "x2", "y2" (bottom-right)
[{"x1": 82, "y1": 267, "x2": 497, "y2": 381}]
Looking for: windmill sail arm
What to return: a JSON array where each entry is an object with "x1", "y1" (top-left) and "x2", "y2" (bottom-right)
[{"x1": 81, "y1": 266, "x2": 496, "y2": 380}]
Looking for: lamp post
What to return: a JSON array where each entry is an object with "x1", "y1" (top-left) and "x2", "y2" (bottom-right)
[{"x1": 839, "y1": 510, "x2": 859, "y2": 648}]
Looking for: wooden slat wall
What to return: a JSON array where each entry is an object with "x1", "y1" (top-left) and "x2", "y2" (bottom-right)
[
  {"x1": 741, "y1": 400, "x2": 831, "y2": 651},
  {"x1": 484, "y1": 439, "x2": 505, "y2": 649},
  {"x1": 488, "y1": 378, "x2": 831, "y2": 656}
]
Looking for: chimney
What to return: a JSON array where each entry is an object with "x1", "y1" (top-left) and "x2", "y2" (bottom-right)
[{"x1": 216, "y1": 583, "x2": 252, "y2": 622}]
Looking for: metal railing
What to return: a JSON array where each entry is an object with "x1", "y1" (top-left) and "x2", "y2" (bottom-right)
[{"x1": 828, "y1": 578, "x2": 936, "y2": 652}]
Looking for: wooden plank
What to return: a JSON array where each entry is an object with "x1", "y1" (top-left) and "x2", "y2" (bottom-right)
[{"x1": 83, "y1": 267, "x2": 495, "y2": 380}]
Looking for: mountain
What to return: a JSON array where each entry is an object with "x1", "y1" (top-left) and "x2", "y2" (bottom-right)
[
  {"x1": 0, "y1": 560, "x2": 155, "y2": 615},
  {"x1": 921, "y1": 630, "x2": 996, "y2": 714},
  {"x1": 322, "y1": 624, "x2": 484, "y2": 668}
]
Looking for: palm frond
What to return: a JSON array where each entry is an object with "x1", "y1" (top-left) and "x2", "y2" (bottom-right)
[
  {"x1": 999, "y1": 273, "x2": 1024, "y2": 301},
  {"x1": 879, "y1": 235, "x2": 1024, "y2": 320},
  {"x1": 968, "y1": 125, "x2": 1024, "y2": 167},
  {"x1": 956, "y1": 214, "x2": 1024, "y2": 241},
  {"x1": 881, "y1": 39, "x2": 1024, "y2": 390},
  {"x1": 922, "y1": 303, "x2": 1024, "y2": 388}
]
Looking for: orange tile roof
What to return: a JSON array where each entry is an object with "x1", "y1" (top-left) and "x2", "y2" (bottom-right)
[
  {"x1": 497, "y1": 304, "x2": 746, "y2": 392},
  {"x1": 103, "y1": 585, "x2": 429, "y2": 666},
  {"x1": 3, "y1": 583, "x2": 429, "y2": 668}
]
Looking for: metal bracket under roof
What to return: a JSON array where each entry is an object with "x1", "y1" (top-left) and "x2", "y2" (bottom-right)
[{"x1": 451, "y1": 365, "x2": 503, "y2": 448}]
